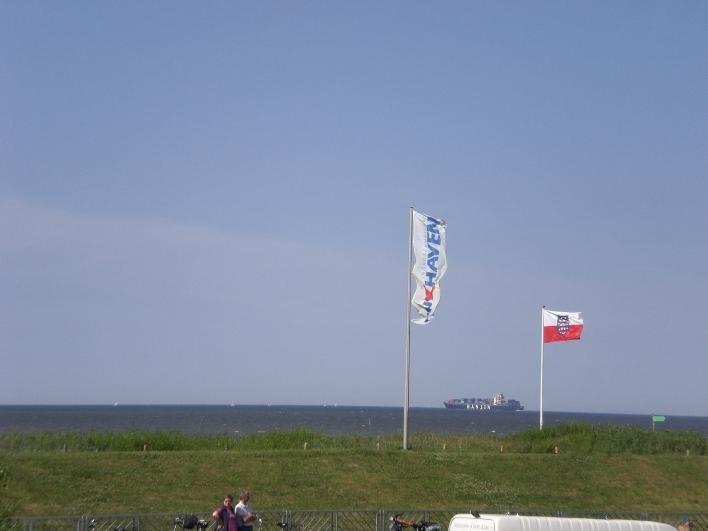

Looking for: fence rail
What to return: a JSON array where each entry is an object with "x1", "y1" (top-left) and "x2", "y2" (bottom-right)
[{"x1": 4, "y1": 509, "x2": 706, "y2": 531}]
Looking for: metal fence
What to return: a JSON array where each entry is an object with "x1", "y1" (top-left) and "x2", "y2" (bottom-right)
[{"x1": 4, "y1": 510, "x2": 706, "y2": 531}]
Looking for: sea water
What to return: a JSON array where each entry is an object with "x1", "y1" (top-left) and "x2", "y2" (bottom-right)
[{"x1": 0, "y1": 405, "x2": 706, "y2": 435}]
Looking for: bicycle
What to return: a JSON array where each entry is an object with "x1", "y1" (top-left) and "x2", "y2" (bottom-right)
[
  {"x1": 173, "y1": 514, "x2": 209, "y2": 530},
  {"x1": 247, "y1": 516, "x2": 291, "y2": 531},
  {"x1": 390, "y1": 514, "x2": 441, "y2": 531},
  {"x1": 276, "y1": 521, "x2": 303, "y2": 531}
]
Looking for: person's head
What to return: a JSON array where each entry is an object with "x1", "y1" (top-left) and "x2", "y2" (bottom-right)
[
  {"x1": 223, "y1": 494, "x2": 234, "y2": 506},
  {"x1": 239, "y1": 490, "x2": 251, "y2": 503}
]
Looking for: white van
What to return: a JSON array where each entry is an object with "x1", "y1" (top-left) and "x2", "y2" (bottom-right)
[{"x1": 448, "y1": 515, "x2": 677, "y2": 531}]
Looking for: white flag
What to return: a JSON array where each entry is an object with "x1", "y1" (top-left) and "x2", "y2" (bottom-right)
[{"x1": 411, "y1": 209, "x2": 447, "y2": 325}]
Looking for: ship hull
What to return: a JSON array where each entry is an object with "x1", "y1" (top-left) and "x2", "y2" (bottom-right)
[{"x1": 443, "y1": 394, "x2": 524, "y2": 411}]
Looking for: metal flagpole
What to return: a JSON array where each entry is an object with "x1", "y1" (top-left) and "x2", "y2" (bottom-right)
[
  {"x1": 403, "y1": 207, "x2": 414, "y2": 450},
  {"x1": 540, "y1": 305, "x2": 545, "y2": 430}
]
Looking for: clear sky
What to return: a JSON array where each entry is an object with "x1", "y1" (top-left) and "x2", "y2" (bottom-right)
[{"x1": 2, "y1": 1, "x2": 707, "y2": 416}]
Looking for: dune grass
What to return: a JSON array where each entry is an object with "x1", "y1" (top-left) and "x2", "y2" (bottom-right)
[
  {"x1": 503, "y1": 423, "x2": 707, "y2": 455},
  {"x1": 1, "y1": 423, "x2": 704, "y2": 454},
  {"x1": 0, "y1": 424, "x2": 706, "y2": 517}
]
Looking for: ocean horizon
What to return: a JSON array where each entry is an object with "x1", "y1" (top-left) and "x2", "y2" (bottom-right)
[
  {"x1": 4, "y1": 402, "x2": 708, "y2": 418},
  {"x1": 1, "y1": 404, "x2": 707, "y2": 436}
]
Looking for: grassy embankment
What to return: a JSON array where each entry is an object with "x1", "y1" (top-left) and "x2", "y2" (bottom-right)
[{"x1": 0, "y1": 423, "x2": 706, "y2": 517}]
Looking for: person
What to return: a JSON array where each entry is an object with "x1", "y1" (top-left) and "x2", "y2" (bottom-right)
[
  {"x1": 212, "y1": 494, "x2": 238, "y2": 531},
  {"x1": 235, "y1": 490, "x2": 258, "y2": 531}
]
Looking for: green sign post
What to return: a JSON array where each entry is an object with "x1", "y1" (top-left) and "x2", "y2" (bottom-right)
[{"x1": 652, "y1": 415, "x2": 666, "y2": 431}]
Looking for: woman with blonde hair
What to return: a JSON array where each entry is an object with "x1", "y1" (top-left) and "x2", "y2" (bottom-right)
[{"x1": 235, "y1": 490, "x2": 258, "y2": 531}]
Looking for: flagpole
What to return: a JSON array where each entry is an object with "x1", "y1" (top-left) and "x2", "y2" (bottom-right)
[
  {"x1": 540, "y1": 305, "x2": 545, "y2": 430},
  {"x1": 403, "y1": 207, "x2": 413, "y2": 450}
]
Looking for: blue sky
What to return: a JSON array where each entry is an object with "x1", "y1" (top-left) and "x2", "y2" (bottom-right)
[{"x1": 1, "y1": 1, "x2": 707, "y2": 415}]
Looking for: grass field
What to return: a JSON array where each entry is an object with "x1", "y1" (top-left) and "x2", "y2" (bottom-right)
[{"x1": 0, "y1": 424, "x2": 706, "y2": 517}]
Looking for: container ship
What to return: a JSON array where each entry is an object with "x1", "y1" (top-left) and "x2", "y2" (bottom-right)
[{"x1": 443, "y1": 392, "x2": 524, "y2": 411}]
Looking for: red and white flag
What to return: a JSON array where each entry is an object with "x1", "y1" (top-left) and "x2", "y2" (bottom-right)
[{"x1": 542, "y1": 309, "x2": 583, "y2": 343}]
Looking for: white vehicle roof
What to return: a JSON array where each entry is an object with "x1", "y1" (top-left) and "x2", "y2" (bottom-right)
[{"x1": 448, "y1": 514, "x2": 677, "y2": 531}]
